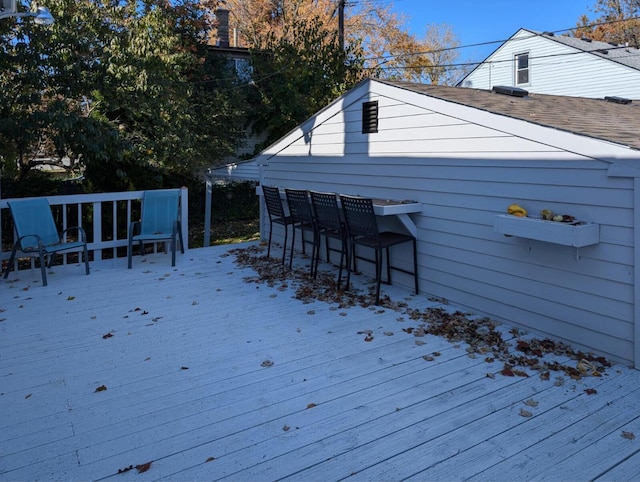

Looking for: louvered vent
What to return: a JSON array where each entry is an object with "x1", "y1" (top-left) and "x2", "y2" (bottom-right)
[{"x1": 362, "y1": 101, "x2": 378, "y2": 134}]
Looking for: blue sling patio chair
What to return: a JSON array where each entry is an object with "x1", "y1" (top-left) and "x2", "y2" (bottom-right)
[
  {"x1": 128, "y1": 189, "x2": 184, "y2": 269},
  {"x1": 3, "y1": 198, "x2": 90, "y2": 287}
]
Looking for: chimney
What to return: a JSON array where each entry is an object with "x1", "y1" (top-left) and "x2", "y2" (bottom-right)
[{"x1": 216, "y1": 9, "x2": 230, "y2": 48}]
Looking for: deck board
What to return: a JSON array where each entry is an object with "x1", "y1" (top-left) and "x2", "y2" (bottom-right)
[{"x1": 1, "y1": 242, "x2": 640, "y2": 481}]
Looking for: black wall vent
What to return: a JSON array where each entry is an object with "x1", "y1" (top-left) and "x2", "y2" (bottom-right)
[
  {"x1": 492, "y1": 85, "x2": 529, "y2": 97},
  {"x1": 604, "y1": 96, "x2": 632, "y2": 105},
  {"x1": 362, "y1": 101, "x2": 379, "y2": 134}
]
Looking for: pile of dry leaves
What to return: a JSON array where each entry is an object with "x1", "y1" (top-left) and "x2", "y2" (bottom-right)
[{"x1": 231, "y1": 245, "x2": 611, "y2": 380}]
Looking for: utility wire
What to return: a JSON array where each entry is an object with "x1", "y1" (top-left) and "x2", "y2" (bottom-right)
[{"x1": 362, "y1": 16, "x2": 640, "y2": 64}]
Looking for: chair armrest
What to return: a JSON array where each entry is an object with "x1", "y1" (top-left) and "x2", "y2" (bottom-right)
[
  {"x1": 17, "y1": 234, "x2": 44, "y2": 252},
  {"x1": 129, "y1": 221, "x2": 141, "y2": 239},
  {"x1": 60, "y1": 226, "x2": 88, "y2": 243}
]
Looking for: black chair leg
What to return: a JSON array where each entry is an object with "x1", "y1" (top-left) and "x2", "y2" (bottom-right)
[
  {"x1": 281, "y1": 225, "x2": 288, "y2": 266},
  {"x1": 374, "y1": 248, "x2": 382, "y2": 305},
  {"x1": 267, "y1": 221, "x2": 273, "y2": 258},
  {"x1": 289, "y1": 224, "x2": 296, "y2": 269},
  {"x1": 413, "y1": 239, "x2": 419, "y2": 294}
]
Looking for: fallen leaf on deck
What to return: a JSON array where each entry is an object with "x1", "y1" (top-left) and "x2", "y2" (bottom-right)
[
  {"x1": 307, "y1": 310, "x2": 315, "y2": 315},
  {"x1": 181, "y1": 366, "x2": 189, "y2": 370},
  {"x1": 501, "y1": 366, "x2": 515, "y2": 377},
  {"x1": 622, "y1": 431, "x2": 635, "y2": 440},
  {"x1": 118, "y1": 465, "x2": 133, "y2": 474},
  {"x1": 524, "y1": 399, "x2": 539, "y2": 407},
  {"x1": 102, "y1": 333, "x2": 114, "y2": 339},
  {"x1": 364, "y1": 334, "x2": 374, "y2": 342},
  {"x1": 422, "y1": 355, "x2": 435, "y2": 361},
  {"x1": 584, "y1": 388, "x2": 598, "y2": 395},
  {"x1": 141, "y1": 310, "x2": 149, "y2": 315},
  {"x1": 95, "y1": 385, "x2": 107, "y2": 392},
  {"x1": 357, "y1": 330, "x2": 373, "y2": 335},
  {"x1": 540, "y1": 371, "x2": 550, "y2": 381},
  {"x1": 192, "y1": 301, "x2": 198, "y2": 305},
  {"x1": 402, "y1": 327, "x2": 414, "y2": 334},
  {"x1": 135, "y1": 461, "x2": 152, "y2": 473},
  {"x1": 67, "y1": 296, "x2": 75, "y2": 301},
  {"x1": 519, "y1": 408, "x2": 533, "y2": 417},
  {"x1": 432, "y1": 352, "x2": 441, "y2": 357},
  {"x1": 415, "y1": 340, "x2": 426, "y2": 346},
  {"x1": 384, "y1": 332, "x2": 394, "y2": 336},
  {"x1": 282, "y1": 425, "x2": 290, "y2": 431},
  {"x1": 261, "y1": 360, "x2": 274, "y2": 367},
  {"x1": 205, "y1": 457, "x2": 215, "y2": 463},
  {"x1": 306, "y1": 403, "x2": 317, "y2": 409},
  {"x1": 486, "y1": 373, "x2": 495, "y2": 379},
  {"x1": 25, "y1": 393, "x2": 32, "y2": 399}
]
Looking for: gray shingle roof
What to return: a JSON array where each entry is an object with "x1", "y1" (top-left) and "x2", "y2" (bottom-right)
[
  {"x1": 378, "y1": 80, "x2": 640, "y2": 151},
  {"x1": 536, "y1": 30, "x2": 640, "y2": 71}
]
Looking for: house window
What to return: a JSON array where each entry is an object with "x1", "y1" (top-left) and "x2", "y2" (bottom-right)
[
  {"x1": 515, "y1": 53, "x2": 529, "y2": 85},
  {"x1": 362, "y1": 101, "x2": 378, "y2": 134}
]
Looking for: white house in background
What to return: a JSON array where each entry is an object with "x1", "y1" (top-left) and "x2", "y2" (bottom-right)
[
  {"x1": 256, "y1": 78, "x2": 640, "y2": 368},
  {"x1": 458, "y1": 28, "x2": 640, "y2": 99}
]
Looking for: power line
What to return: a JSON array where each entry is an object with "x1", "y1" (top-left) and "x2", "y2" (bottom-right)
[{"x1": 361, "y1": 15, "x2": 640, "y2": 65}]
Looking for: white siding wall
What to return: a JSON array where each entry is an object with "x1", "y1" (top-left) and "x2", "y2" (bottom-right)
[
  {"x1": 259, "y1": 84, "x2": 636, "y2": 366},
  {"x1": 462, "y1": 30, "x2": 640, "y2": 99}
]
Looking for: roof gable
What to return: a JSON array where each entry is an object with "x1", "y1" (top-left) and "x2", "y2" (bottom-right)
[
  {"x1": 458, "y1": 28, "x2": 640, "y2": 90},
  {"x1": 379, "y1": 79, "x2": 640, "y2": 150}
]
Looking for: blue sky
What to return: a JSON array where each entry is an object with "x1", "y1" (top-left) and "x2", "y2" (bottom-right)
[{"x1": 390, "y1": 0, "x2": 595, "y2": 61}]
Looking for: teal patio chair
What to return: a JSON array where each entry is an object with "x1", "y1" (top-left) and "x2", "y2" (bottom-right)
[
  {"x1": 3, "y1": 198, "x2": 90, "y2": 286},
  {"x1": 128, "y1": 189, "x2": 184, "y2": 268}
]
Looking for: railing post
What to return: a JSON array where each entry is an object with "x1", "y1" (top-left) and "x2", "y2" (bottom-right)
[
  {"x1": 180, "y1": 186, "x2": 189, "y2": 251},
  {"x1": 204, "y1": 173, "x2": 212, "y2": 247},
  {"x1": 93, "y1": 201, "x2": 103, "y2": 261}
]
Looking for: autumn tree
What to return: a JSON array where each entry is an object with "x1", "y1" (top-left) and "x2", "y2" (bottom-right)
[
  {"x1": 0, "y1": 0, "x2": 247, "y2": 192},
  {"x1": 217, "y1": 0, "x2": 464, "y2": 85},
  {"x1": 247, "y1": 12, "x2": 365, "y2": 147},
  {"x1": 574, "y1": 0, "x2": 640, "y2": 47}
]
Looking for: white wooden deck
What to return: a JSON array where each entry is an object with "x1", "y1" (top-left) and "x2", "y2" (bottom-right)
[{"x1": 1, "y1": 242, "x2": 640, "y2": 481}]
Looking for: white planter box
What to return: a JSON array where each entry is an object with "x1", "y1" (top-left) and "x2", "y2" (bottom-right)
[{"x1": 494, "y1": 215, "x2": 600, "y2": 247}]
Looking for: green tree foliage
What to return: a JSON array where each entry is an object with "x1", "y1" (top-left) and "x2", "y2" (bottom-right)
[
  {"x1": 247, "y1": 14, "x2": 365, "y2": 148},
  {"x1": 575, "y1": 0, "x2": 640, "y2": 47},
  {"x1": 0, "y1": 0, "x2": 247, "y2": 192}
]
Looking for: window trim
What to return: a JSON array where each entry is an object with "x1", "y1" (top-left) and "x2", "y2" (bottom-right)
[{"x1": 514, "y1": 52, "x2": 530, "y2": 86}]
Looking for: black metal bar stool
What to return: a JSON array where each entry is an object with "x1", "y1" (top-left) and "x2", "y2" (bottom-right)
[
  {"x1": 285, "y1": 188, "x2": 317, "y2": 272},
  {"x1": 309, "y1": 191, "x2": 349, "y2": 288},
  {"x1": 262, "y1": 185, "x2": 295, "y2": 265},
  {"x1": 340, "y1": 195, "x2": 418, "y2": 304}
]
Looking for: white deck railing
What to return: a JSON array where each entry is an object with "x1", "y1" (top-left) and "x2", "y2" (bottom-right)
[{"x1": 0, "y1": 188, "x2": 189, "y2": 271}]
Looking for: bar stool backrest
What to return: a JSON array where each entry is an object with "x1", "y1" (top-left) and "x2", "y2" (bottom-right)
[
  {"x1": 285, "y1": 189, "x2": 314, "y2": 225},
  {"x1": 339, "y1": 195, "x2": 379, "y2": 239},
  {"x1": 310, "y1": 191, "x2": 342, "y2": 232},
  {"x1": 262, "y1": 185, "x2": 286, "y2": 219}
]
